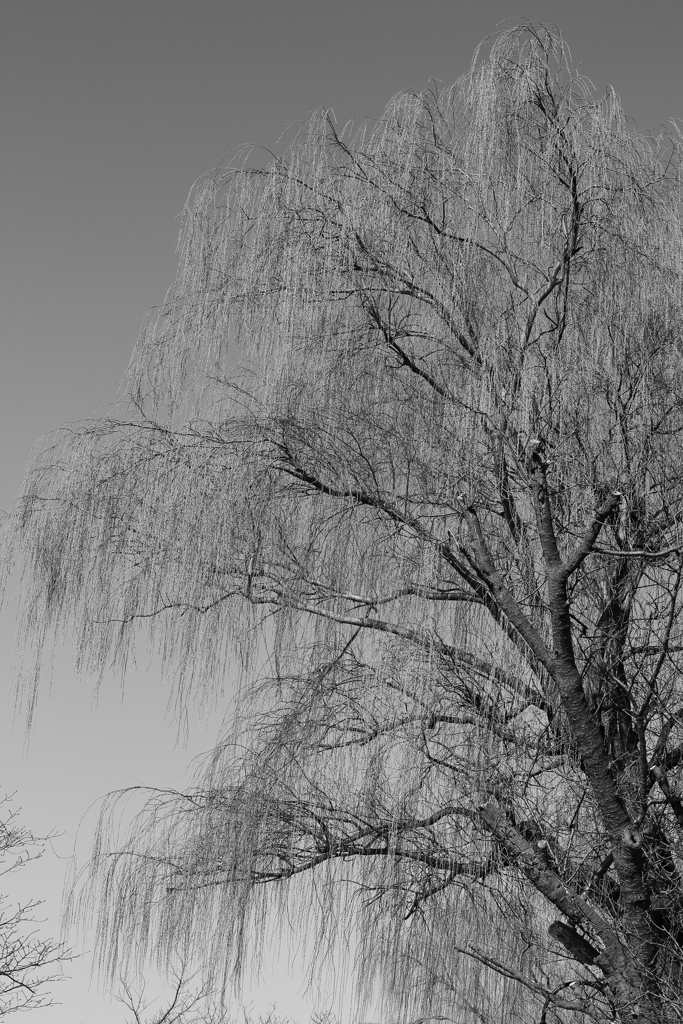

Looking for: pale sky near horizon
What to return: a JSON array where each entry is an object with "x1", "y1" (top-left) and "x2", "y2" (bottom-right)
[{"x1": 1, "y1": 1, "x2": 682, "y2": 1021}]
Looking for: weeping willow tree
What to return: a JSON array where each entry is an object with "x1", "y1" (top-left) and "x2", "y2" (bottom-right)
[{"x1": 5, "y1": 22, "x2": 683, "y2": 1024}]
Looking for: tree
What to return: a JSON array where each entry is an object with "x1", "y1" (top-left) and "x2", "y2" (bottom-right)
[
  {"x1": 4, "y1": 21, "x2": 683, "y2": 1024},
  {"x1": 117, "y1": 979, "x2": 331, "y2": 1024},
  {"x1": 116, "y1": 966, "x2": 227, "y2": 1024},
  {"x1": 115, "y1": 969, "x2": 320, "y2": 1024},
  {"x1": 0, "y1": 796, "x2": 70, "y2": 1015}
]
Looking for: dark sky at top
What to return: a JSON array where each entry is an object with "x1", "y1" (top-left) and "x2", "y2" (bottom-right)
[{"x1": 1, "y1": 2, "x2": 681, "y2": 1020}]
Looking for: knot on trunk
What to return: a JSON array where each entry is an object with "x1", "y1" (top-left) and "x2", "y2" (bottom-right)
[{"x1": 621, "y1": 827, "x2": 643, "y2": 850}]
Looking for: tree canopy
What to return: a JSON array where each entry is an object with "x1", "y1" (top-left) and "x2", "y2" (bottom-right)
[{"x1": 5, "y1": 23, "x2": 683, "y2": 1024}]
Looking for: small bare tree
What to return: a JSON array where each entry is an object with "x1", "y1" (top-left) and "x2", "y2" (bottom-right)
[
  {"x1": 116, "y1": 967, "x2": 224, "y2": 1024},
  {"x1": 5, "y1": 23, "x2": 683, "y2": 1024},
  {"x1": 0, "y1": 796, "x2": 70, "y2": 1015}
]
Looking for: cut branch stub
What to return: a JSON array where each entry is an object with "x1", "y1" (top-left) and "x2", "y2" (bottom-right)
[{"x1": 548, "y1": 921, "x2": 601, "y2": 965}]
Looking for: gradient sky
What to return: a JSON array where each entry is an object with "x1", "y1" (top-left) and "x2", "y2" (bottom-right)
[{"x1": 1, "y1": 1, "x2": 682, "y2": 1021}]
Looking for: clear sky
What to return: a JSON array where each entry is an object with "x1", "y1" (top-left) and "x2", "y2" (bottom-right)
[{"x1": 1, "y1": 1, "x2": 682, "y2": 1021}]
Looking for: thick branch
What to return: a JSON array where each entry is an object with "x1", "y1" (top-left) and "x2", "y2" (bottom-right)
[
  {"x1": 528, "y1": 456, "x2": 659, "y2": 976},
  {"x1": 563, "y1": 491, "x2": 623, "y2": 578},
  {"x1": 478, "y1": 802, "x2": 622, "y2": 972}
]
